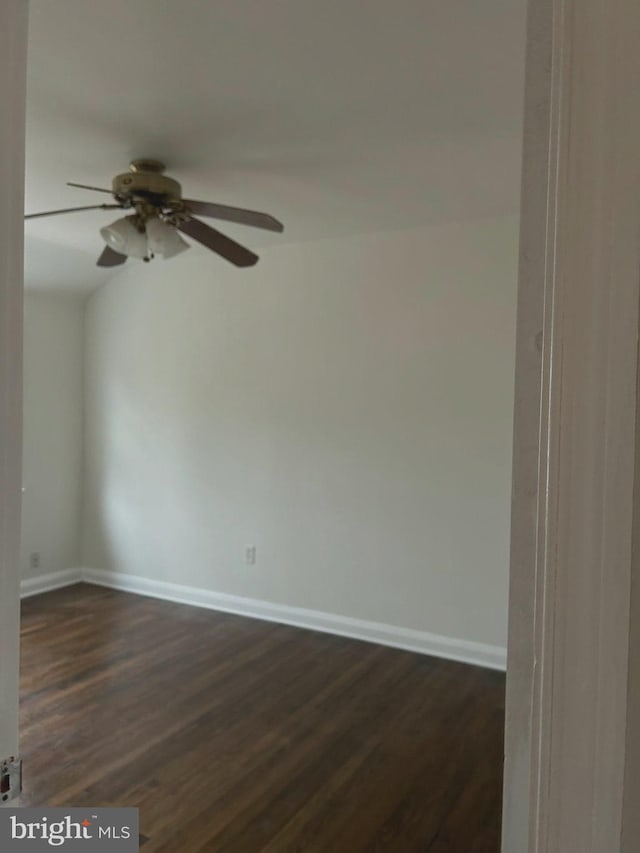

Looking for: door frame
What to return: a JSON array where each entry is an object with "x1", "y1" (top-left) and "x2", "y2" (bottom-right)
[
  {"x1": 0, "y1": 0, "x2": 27, "y2": 766},
  {"x1": 502, "y1": 0, "x2": 640, "y2": 849}
]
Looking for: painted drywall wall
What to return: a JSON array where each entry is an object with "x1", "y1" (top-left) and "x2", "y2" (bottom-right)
[
  {"x1": 21, "y1": 293, "x2": 84, "y2": 579},
  {"x1": 83, "y1": 216, "x2": 518, "y2": 647}
]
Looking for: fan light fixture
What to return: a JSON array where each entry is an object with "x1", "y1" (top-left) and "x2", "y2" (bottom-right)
[
  {"x1": 100, "y1": 214, "x2": 190, "y2": 261},
  {"x1": 146, "y1": 217, "x2": 190, "y2": 259},
  {"x1": 100, "y1": 216, "x2": 148, "y2": 259}
]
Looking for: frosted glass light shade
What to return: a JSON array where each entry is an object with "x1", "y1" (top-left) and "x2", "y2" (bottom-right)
[
  {"x1": 100, "y1": 216, "x2": 148, "y2": 259},
  {"x1": 146, "y1": 217, "x2": 190, "y2": 259}
]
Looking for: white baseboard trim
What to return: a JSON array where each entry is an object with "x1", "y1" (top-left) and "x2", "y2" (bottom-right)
[
  {"x1": 20, "y1": 567, "x2": 83, "y2": 599},
  {"x1": 82, "y1": 567, "x2": 506, "y2": 671}
]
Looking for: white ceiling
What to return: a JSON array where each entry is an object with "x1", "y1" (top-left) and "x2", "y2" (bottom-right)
[{"x1": 25, "y1": 0, "x2": 526, "y2": 294}]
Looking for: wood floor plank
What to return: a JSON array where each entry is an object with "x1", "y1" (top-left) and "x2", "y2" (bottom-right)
[{"x1": 19, "y1": 583, "x2": 504, "y2": 851}]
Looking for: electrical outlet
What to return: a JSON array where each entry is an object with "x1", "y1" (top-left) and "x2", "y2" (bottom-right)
[
  {"x1": 245, "y1": 545, "x2": 256, "y2": 565},
  {"x1": 29, "y1": 552, "x2": 40, "y2": 571}
]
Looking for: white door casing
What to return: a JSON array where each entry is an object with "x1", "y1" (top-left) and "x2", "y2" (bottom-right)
[
  {"x1": 0, "y1": 0, "x2": 27, "y2": 766},
  {"x1": 503, "y1": 0, "x2": 640, "y2": 850}
]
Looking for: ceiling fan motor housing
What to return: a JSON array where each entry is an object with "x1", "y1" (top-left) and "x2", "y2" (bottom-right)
[{"x1": 112, "y1": 162, "x2": 182, "y2": 206}]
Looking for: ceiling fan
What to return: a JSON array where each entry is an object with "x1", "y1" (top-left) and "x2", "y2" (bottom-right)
[{"x1": 24, "y1": 159, "x2": 284, "y2": 268}]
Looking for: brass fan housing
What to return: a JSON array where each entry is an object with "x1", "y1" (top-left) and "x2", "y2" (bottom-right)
[{"x1": 112, "y1": 160, "x2": 182, "y2": 205}]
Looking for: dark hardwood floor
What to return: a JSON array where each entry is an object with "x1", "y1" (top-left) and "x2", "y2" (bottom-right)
[{"x1": 19, "y1": 583, "x2": 505, "y2": 852}]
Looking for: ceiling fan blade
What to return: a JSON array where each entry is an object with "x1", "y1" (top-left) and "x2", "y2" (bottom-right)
[
  {"x1": 177, "y1": 217, "x2": 258, "y2": 267},
  {"x1": 67, "y1": 182, "x2": 114, "y2": 194},
  {"x1": 96, "y1": 245, "x2": 127, "y2": 267},
  {"x1": 182, "y1": 199, "x2": 284, "y2": 233},
  {"x1": 25, "y1": 203, "x2": 124, "y2": 220}
]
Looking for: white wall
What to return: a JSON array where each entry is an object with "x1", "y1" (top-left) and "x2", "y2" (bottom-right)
[
  {"x1": 83, "y1": 216, "x2": 518, "y2": 648},
  {"x1": 21, "y1": 293, "x2": 84, "y2": 580}
]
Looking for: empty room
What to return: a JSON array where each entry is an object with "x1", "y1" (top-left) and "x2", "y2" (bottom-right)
[{"x1": 14, "y1": 0, "x2": 525, "y2": 850}]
